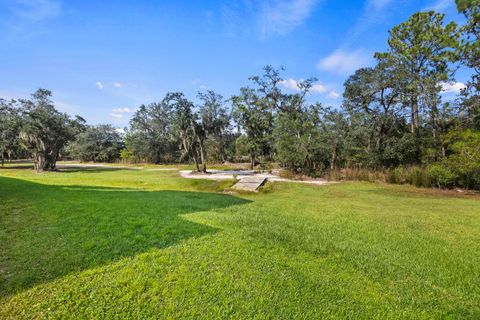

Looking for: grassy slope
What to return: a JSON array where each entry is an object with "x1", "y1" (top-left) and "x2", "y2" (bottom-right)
[{"x1": 0, "y1": 168, "x2": 479, "y2": 319}]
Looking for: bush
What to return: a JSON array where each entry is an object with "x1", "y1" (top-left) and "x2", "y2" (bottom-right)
[
  {"x1": 405, "y1": 167, "x2": 428, "y2": 188},
  {"x1": 427, "y1": 164, "x2": 457, "y2": 189},
  {"x1": 442, "y1": 129, "x2": 480, "y2": 190},
  {"x1": 386, "y1": 167, "x2": 405, "y2": 184}
]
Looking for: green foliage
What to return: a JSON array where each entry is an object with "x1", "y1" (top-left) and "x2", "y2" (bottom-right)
[
  {"x1": 444, "y1": 129, "x2": 480, "y2": 189},
  {"x1": 232, "y1": 66, "x2": 282, "y2": 168},
  {"x1": 404, "y1": 167, "x2": 428, "y2": 187},
  {"x1": 456, "y1": 0, "x2": 480, "y2": 129},
  {"x1": 18, "y1": 89, "x2": 84, "y2": 171},
  {"x1": 427, "y1": 164, "x2": 457, "y2": 188},
  {"x1": 68, "y1": 124, "x2": 124, "y2": 162},
  {"x1": 376, "y1": 11, "x2": 459, "y2": 144},
  {"x1": 0, "y1": 99, "x2": 22, "y2": 164},
  {"x1": 386, "y1": 167, "x2": 404, "y2": 184},
  {"x1": 274, "y1": 102, "x2": 328, "y2": 175},
  {"x1": 1, "y1": 3, "x2": 478, "y2": 188},
  {"x1": 382, "y1": 133, "x2": 419, "y2": 166},
  {"x1": 195, "y1": 91, "x2": 231, "y2": 171}
]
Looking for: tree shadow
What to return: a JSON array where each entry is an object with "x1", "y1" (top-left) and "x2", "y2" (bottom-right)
[
  {"x1": 0, "y1": 165, "x2": 133, "y2": 173},
  {"x1": 56, "y1": 167, "x2": 134, "y2": 173},
  {"x1": 0, "y1": 165, "x2": 34, "y2": 170},
  {"x1": 0, "y1": 176, "x2": 250, "y2": 296}
]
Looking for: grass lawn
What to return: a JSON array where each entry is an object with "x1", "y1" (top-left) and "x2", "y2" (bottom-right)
[{"x1": 1, "y1": 168, "x2": 479, "y2": 319}]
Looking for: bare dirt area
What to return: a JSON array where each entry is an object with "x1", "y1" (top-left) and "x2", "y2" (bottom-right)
[{"x1": 179, "y1": 169, "x2": 332, "y2": 186}]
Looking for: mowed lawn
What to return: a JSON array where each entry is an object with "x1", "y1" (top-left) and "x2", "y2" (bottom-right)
[{"x1": 1, "y1": 168, "x2": 479, "y2": 319}]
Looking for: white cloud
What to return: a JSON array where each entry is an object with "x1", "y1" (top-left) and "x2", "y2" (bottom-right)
[
  {"x1": 280, "y1": 78, "x2": 326, "y2": 94},
  {"x1": 115, "y1": 128, "x2": 126, "y2": 134},
  {"x1": 113, "y1": 82, "x2": 122, "y2": 88},
  {"x1": 109, "y1": 113, "x2": 123, "y2": 119},
  {"x1": 425, "y1": 0, "x2": 452, "y2": 11},
  {"x1": 328, "y1": 91, "x2": 340, "y2": 99},
  {"x1": 311, "y1": 83, "x2": 327, "y2": 93},
  {"x1": 95, "y1": 81, "x2": 104, "y2": 89},
  {"x1": 441, "y1": 81, "x2": 466, "y2": 94},
  {"x1": 281, "y1": 78, "x2": 301, "y2": 91},
  {"x1": 317, "y1": 49, "x2": 372, "y2": 75},
  {"x1": 260, "y1": 0, "x2": 320, "y2": 37},
  {"x1": 111, "y1": 107, "x2": 131, "y2": 113}
]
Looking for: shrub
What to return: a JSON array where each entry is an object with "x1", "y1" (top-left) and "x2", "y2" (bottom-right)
[
  {"x1": 259, "y1": 181, "x2": 274, "y2": 193},
  {"x1": 386, "y1": 167, "x2": 403, "y2": 184},
  {"x1": 427, "y1": 164, "x2": 457, "y2": 189},
  {"x1": 405, "y1": 167, "x2": 428, "y2": 188}
]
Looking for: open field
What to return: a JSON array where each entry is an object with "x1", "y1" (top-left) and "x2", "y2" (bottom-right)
[{"x1": 1, "y1": 167, "x2": 480, "y2": 319}]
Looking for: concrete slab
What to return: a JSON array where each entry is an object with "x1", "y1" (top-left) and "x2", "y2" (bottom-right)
[{"x1": 231, "y1": 177, "x2": 266, "y2": 192}]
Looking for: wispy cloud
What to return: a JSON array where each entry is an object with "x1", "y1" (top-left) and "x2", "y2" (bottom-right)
[
  {"x1": 347, "y1": 0, "x2": 402, "y2": 41},
  {"x1": 424, "y1": 0, "x2": 453, "y2": 12},
  {"x1": 111, "y1": 107, "x2": 131, "y2": 113},
  {"x1": 109, "y1": 113, "x2": 124, "y2": 119},
  {"x1": 220, "y1": 2, "x2": 243, "y2": 37},
  {"x1": 260, "y1": 0, "x2": 320, "y2": 37},
  {"x1": 95, "y1": 81, "x2": 104, "y2": 89},
  {"x1": 2, "y1": 0, "x2": 62, "y2": 38},
  {"x1": 367, "y1": 0, "x2": 394, "y2": 10},
  {"x1": 191, "y1": 79, "x2": 208, "y2": 90},
  {"x1": 10, "y1": 0, "x2": 61, "y2": 22},
  {"x1": 113, "y1": 82, "x2": 122, "y2": 88},
  {"x1": 109, "y1": 107, "x2": 132, "y2": 119},
  {"x1": 328, "y1": 91, "x2": 340, "y2": 99},
  {"x1": 219, "y1": 0, "x2": 320, "y2": 39},
  {"x1": 317, "y1": 49, "x2": 372, "y2": 75}
]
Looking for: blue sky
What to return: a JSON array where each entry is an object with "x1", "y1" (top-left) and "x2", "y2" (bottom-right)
[{"x1": 0, "y1": 0, "x2": 466, "y2": 128}]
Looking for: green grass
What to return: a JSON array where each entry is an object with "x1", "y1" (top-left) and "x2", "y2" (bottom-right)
[{"x1": 1, "y1": 168, "x2": 479, "y2": 319}]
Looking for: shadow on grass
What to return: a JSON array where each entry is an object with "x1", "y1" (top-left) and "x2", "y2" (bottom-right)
[
  {"x1": 0, "y1": 165, "x2": 34, "y2": 170},
  {"x1": 0, "y1": 166, "x2": 128, "y2": 173},
  {"x1": 0, "y1": 176, "x2": 250, "y2": 296},
  {"x1": 56, "y1": 167, "x2": 134, "y2": 173}
]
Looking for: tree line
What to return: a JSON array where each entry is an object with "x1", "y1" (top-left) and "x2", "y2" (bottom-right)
[{"x1": 1, "y1": 1, "x2": 478, "y2": 188}]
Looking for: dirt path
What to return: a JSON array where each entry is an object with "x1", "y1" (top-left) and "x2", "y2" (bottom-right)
[{"x1": 179, "y1": 169, "x2": 332, "y2": 187}]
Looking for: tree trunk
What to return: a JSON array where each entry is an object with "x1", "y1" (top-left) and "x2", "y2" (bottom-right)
[
  {"x1": 250, "y1": 154, "x2": 255, "y2": 170},
  {"x1": 36, "y1": 154, "x2": 45, "y2": 173},
  {"x1": 431, "y1": 102, "x2": 438, "y2": 161},
  {"x1": 181, "y1": 137, "x2": 200, "y2": 172},
  {"x1": 192, "y1": 148, "x2": 200, "y2": 172},
  {"x1": 198, "y1": 141, "x2": 207, "y2": 173},
  {"x1": 193, "y1": 153, "x2": 200, "y2": 172},
  {"x1": 411, "y1": 96, "x2": 420, "y2": 136},
  {"x1": 330, "y1": 143, "x2": 337, "y2": 170},
  {"x1": 375, "y1": 124, "x2": 383, "y2": 151}
]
